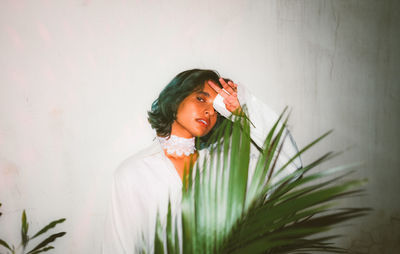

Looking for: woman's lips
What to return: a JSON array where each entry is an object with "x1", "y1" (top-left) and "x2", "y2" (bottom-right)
[{"x1": 196, "y1": 118, "x2": 208, "y2": 127}]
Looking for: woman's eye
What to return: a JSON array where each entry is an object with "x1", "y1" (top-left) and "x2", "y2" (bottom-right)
[{"x1": 197, "y1": 96, "x2": 205, "y2": 102}]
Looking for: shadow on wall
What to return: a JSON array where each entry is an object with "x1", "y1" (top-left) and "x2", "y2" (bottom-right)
[{"x1": 346, "y1": 210, "x2": 400, "y2": 254}]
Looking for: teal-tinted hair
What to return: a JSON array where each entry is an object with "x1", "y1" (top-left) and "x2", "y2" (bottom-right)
[{"x1": 147, "y1": 69, "x2": 228, "y2": 149}]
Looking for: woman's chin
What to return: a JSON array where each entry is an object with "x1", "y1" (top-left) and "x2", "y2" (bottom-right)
[{"x1": 191, "y1": 130, "x2": 209, "y2": 138}]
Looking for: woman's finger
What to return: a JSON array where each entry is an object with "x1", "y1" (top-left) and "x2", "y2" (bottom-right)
[
  {"x1": 208, "y1": 80, "x2": 230, "y2": 99},
  {"x1": 219, "y1": 78, "x2": 236, "y2": 95},
  {"x1": 228, "y1": 82, "x2": 237, "y2": 92},
  {"x1": 228, "y1": 81, "x2": 238, "y2": 92}
]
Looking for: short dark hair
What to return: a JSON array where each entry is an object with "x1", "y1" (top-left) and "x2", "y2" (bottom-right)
[{"x1": 147, "y1": 69, "x2": 228, "y2": 149}]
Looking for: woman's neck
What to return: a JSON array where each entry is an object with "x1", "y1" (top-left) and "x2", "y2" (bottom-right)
[
  {"x1": 157, "y1": 134, "x2": 196, "y2": 157},
  {"x1": 157, "y1": 134, "x2": 198, "y2": 181}
]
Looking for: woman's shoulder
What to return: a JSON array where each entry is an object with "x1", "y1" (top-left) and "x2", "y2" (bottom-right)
[{"x1": 114, "y1": 140, "x2": 163, "y2": 180}]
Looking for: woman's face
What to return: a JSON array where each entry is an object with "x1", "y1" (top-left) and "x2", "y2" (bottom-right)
[{"x1": 171, "y1": 81, "x2": 219, "y2": 138}]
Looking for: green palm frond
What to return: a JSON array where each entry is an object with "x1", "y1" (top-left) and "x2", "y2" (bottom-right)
[
  {"x1": 0, "y1": 206, "x2": 66, "y2": 254},
  {"x1": 152, "y1": 109, "x2": 369, "y2": 254}
]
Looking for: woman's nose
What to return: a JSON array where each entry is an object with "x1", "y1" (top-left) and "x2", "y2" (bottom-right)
[{"x1": 205, "y1": 105, "x2": 216, "y2": 116}]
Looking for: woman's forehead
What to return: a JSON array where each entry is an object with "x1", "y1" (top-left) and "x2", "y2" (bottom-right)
[{"x1": 197, "y1": 82, "x2": 218, "y2": 97}]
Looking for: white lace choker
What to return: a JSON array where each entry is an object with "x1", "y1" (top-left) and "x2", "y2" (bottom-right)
[{"x1": 157, "y1": 135, "x2": 196, "y2": 156}]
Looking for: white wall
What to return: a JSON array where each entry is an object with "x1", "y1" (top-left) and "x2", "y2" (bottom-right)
[{"x1": 1, "y1": 0, "x2": 399, "y2": 253}]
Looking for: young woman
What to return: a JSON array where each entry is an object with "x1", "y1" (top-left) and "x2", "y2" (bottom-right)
[{"x1": 102, "y1": 69, "x2": 302, "y2": 253}]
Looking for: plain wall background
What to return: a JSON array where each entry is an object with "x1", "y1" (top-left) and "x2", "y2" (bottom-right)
[{"x1": 1, "y1": 0, "x2": 399, "y2": 253}]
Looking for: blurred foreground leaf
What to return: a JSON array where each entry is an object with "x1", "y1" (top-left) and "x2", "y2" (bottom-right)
[{"x1": 150, "y1": 109, "x2": 369, "y2": 254}]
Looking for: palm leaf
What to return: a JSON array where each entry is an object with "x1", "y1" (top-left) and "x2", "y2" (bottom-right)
[
  {"x1": 26, "y1": 246, "x2": 54, "y2": 254},
  {"x1": 152, "y1": 109, "x2": 368, "y2": 253},
  {"x1": 31, "y1": 218, "x2": 66, "y2": 239},
  {"x1": 26, "y1": 232, "x2": 66, "y2": 254},
  {"x1": 154, "y1": 213, "x2": 165, "y2": 254},
  {"x1": 0, "y1": 238, "x2": 12, "y2": 252},
  {"x1": 0, "y1": 206, "x2": 66, "y2": 254},
  {"x1": 21, "y1": 210, "x2": 29, "y2": 249}
]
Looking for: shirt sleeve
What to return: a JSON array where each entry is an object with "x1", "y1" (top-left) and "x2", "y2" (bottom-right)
[
  {"x1": 234, "y1": 84, "x2": 303, "y2": 183},
  {"x1": 102, "y1": 166, "x2": 150, "y2": 254}
]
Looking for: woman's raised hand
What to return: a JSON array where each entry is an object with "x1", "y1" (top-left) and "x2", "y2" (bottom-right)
[{"x1": 208, "y1": 78, "x2": 242, "y2": 115}]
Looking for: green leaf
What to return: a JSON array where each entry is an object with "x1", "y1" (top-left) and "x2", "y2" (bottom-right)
[
  {"x1": 26, "y1": 232, "x2": 66, "y2": 254},
  {"x1": 27, "y1": 246, "x2": 54, "y2": 254},
  {"x1": 21, "y1": 210, "x2": 29, "y2": 249},
  {"x1": 165, "y1": 200, "x2": 176, "y2": 254},
  {"x1": 152, "y1": 108, "x2": 369, "y2": 254},
  {"x1": 246, "y1": 108, "x2": 288, "y2": 209},
  {"x1": 0, "y1": 238, "x2": 12, "y2": 251},
  {"x1": 154, "y1": 213, "x2": 165, "y2": 254},
  {"x1": 31, "y1": 218, "x2": 66, "y2": 239},
  {"x1": 274, "y1": 129, "x2": 333, "y2": 178}
]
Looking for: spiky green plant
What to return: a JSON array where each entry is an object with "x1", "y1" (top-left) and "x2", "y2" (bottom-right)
[
  {"x1": 151, "y1": 109, "x2": 368, "y2": 254},
  {"x1": 0, "y1": 204, "x2": 66, "y2": 254}
]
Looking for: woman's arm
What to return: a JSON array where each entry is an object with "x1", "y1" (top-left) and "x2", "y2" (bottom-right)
[
  {"x1": 235, "y1": 83, "x2": 303, "y2": 179},
  {"x1": 102, "y1": 168, "x2": 149, "y2": 254},
  {"x1": 209, "y1": 79, "x2": 302, "y2": 182}
]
